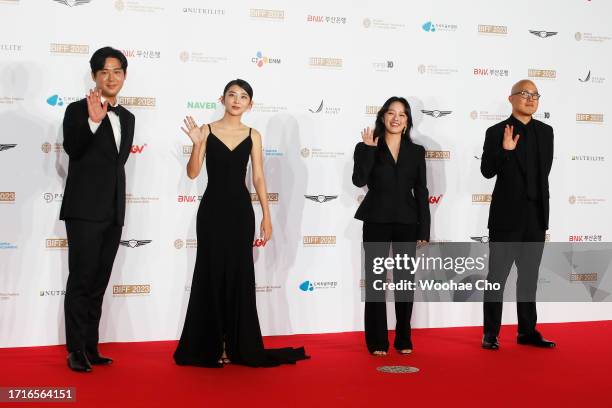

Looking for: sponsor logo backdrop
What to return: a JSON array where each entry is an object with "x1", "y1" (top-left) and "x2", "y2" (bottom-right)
[{"x1": 1, "y1": 0, "x2": 611, "y2": 347}]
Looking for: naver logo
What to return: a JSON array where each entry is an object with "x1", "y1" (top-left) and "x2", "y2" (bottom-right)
[{"x1": 187, "y1": 101, "x2": 217, "y2": 110}]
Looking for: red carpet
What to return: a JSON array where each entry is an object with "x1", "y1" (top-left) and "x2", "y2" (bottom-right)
[{"x1": 0, "y1": 321, "x2": 610, "y2": 407}]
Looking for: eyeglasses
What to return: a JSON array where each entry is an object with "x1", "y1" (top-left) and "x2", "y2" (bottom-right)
[{"x1": 511, "y1": 90, "x2": 541, "y2": 100}]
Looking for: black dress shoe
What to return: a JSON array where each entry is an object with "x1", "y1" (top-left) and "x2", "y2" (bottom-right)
[
  {"x1": 482, "y1": 335, "x2": 499, "y2": 350},
  {"x1": 67, "y1": 351, "x2": 92, "y2": 372},
  {"x1": 86, "y1": 351, "x2": 113, "y2": 365},
  {"x1": 517, "y1": 331, "x2": 556, "y2": 348}
]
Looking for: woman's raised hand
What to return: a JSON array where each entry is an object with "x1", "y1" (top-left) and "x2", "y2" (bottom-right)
[{"x1": 181, "y1": 116, "x2": 205, "y2": 145}]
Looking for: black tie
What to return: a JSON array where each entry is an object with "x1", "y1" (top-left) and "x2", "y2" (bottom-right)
[{"x1": 105, "y1": 103, "x2": 118, "y2": 114}]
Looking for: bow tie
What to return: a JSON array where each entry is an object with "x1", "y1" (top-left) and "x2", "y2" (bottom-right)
[{"x1": 103, "y1": 103, "x2": 119, "y2": 114}]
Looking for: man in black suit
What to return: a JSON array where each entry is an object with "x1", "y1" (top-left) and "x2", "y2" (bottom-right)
[
  {"x1": 480, "y1": 79, "x2": 555, "y2": 350},
  {"x1": 61, "y1": 47, "x2": 135, "y2": 371}
]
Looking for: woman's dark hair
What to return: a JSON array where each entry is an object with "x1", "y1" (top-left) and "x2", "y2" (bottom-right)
[
  {"x1": 90, "y1": 46, "x2": 128, "y2": 75},
  {"x1": 222, "y1": 79, "x2": 254, "y2": 100},
  {"x1": 373, "y1": 96, "x2": 413, "y2": 142}
]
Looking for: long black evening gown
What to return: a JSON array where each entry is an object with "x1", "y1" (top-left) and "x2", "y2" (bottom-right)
[{"x1": 174, "y1": 126, "x2": 308, "y2": 367}]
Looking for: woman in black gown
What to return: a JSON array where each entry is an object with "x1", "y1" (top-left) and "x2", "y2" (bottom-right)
[{"x1": 174, "y1": 79, "x2": 308, "y2": 367}]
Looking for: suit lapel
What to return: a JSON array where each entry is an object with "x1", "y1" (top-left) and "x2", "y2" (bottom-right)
[
  {"x1": 378, "y1": 137, "x2": 393, "y2": 165},
  {"x1": 396, "y1": 137, "x2": 410, "y2": 166},
  {"x1": 534, "y1": 121, "x2": 549, "y2": 180},
  {"x1": 117, "y1": 107, "x2": 129, "y2": 159},
  {"x1": 382, "y1": 136, "x2": 403, "y2": 165}
]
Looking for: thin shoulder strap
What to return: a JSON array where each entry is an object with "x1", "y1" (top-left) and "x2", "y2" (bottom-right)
[
  {"x1": 248, "y1": 127, "x2": 252, "y2": 137},
  {"x1": 207, "y1": 124, "x2": 212, "y2": 133}
]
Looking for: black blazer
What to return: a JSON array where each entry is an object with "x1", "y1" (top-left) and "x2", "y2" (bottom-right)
[
  {"x1": 481, "y1": 115, "x2": 553, "y2": 231},
  {"x1": 352, "y1": 137, "x2": 431, "y2": 241},
  {"x1": 60, "y1": 98, "x2": 135, "y2": 226}
]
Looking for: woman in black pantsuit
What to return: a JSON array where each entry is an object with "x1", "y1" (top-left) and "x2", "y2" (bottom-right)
[{"x1": 352, "y1": 96, "x2": 430, "y2": 356}]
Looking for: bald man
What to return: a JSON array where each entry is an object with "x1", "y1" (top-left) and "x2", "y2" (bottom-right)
[{"x1": 480, "y1": 80, "x2": 555, "y2": 350}]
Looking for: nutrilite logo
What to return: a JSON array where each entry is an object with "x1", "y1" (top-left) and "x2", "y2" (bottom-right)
[
  {"x1": 182, "y1": 8, "x2": 225, "y2": 16},
  {"x1": 40, "y1": 290, "x2": 66, "y2": 296},
  {"x1": 571, "y1": 155, "x2": 604, "y2": 162}
]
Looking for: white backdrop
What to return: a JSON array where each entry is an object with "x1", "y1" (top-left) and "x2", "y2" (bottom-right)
[{"x1": 1, "y1": 0, "x2": 611, "y2": 348}]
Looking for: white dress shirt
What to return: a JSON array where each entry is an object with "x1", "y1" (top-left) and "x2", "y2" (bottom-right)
[{"x1": 88, "y1": 97, "x2": 121, "y2": 152}]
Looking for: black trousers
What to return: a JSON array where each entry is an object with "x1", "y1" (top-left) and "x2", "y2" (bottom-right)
[
  {"x1": 363, "y1": 222, "x2": 417, "y2": 353},
  {"x1": 64, "y1": 219, "x2": 122, "y2": 353},
  {"x1": 483, "y1": 200, "x2": 545, "y2": 337}
]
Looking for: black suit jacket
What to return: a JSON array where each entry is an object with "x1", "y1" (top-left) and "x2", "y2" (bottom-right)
[
  {"x1": 481, "y1": 115, "x2": 553, "y2": 230},
  {"x1": 60, "y1": 99, "x2": 135, "y2": 226},
  {"x1": 352, "y1": 137, "x2": 431, "y2": 241}
]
